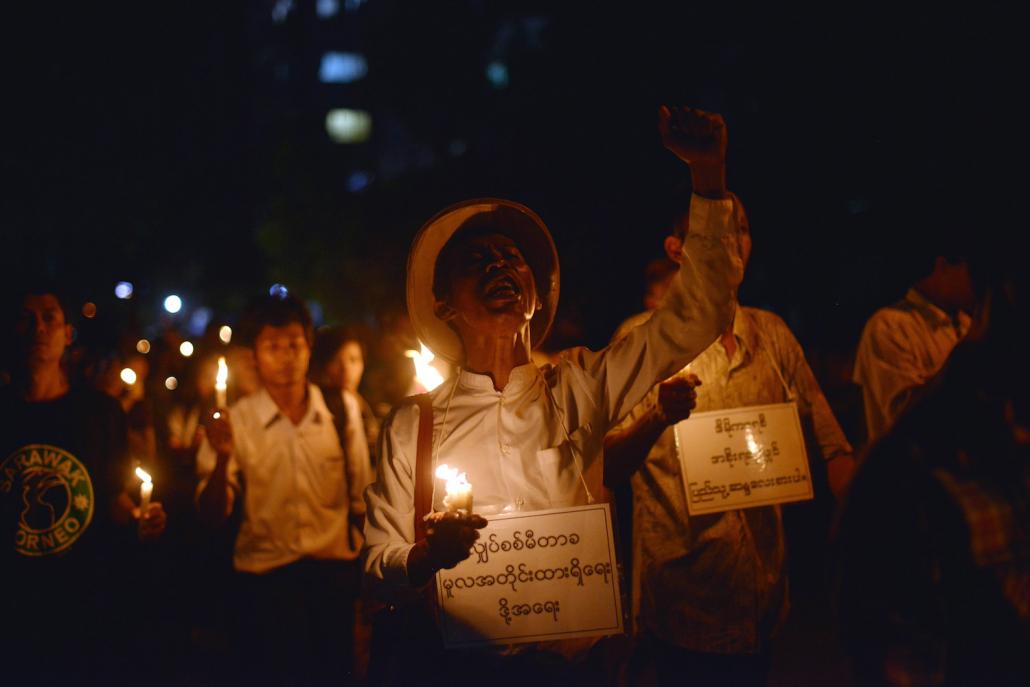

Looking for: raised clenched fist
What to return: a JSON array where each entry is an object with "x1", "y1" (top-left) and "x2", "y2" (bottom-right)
[{"x1": 658, "y1": 105, "x2": 727, "y2": 168}]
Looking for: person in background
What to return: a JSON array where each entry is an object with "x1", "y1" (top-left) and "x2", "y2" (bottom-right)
[
  {"x1": 166, "y1": 353, "x2": 218, "y2": 458},
  {"x1": 0, "y1": 285, "x2": 166, "y2": 683},
  {"x1": 311, "y1": 324, "x2": 379, "y2": 466},
  {"x1": 309, "y1": 324, "x2": 376, "y2": 680},
  {"x1": 97, "y1": 351, "x2": 158, "y2": 464},
  {"x1": 838, "y1": 233, "x2": 1029, "y2": 686},
  {"x1": 604, "y1": 194, "x2": 855, "y2": 686},
  {"x1": 196, "y1": 293, "x2": 372, "y2": 685},
  {"x1": 852, "y1": 227, "x2": 975, "y2": 445}
]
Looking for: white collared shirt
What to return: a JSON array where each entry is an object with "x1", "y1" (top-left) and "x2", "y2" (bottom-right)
[
  {"x1": 853, "y1": 288, "x2": 971, "y2": 443},
  {"x1": 196, "y1": 384, "x2": 371, "y2": 573},
  {"x1": 363, "y1": 194, "x2": 740, "y2": 591}
]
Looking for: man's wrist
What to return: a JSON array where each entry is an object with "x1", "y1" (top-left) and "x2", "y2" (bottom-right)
[
  {"x1": 406, "y1": 539, "x2": 440, "y2": 586},
  {"x1": 690, "y1": 164, "x2": 728, "y2": 199},
  {"x1": 650, "y1": 404, "x2": 671, "y2": 429}
]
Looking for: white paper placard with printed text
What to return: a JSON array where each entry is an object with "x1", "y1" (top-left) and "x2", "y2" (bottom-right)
[
  {"x1": 673, "y1": 402, "x2": 813, "y2": 515},
  {"x1": 434, "y1": 503, "x2": 623, "y2": 648}
]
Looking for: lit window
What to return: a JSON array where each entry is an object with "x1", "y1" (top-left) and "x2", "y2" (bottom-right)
[
  {"x1": 346, "y1": 170, "x2": 373, "y2": 192},
  {"x1": 325, "y1": 109, "x2": 372, "y2": 143},
  {"x1": 448, "y1": 139, "x2": 468, "y2": 157},
  {"x1": 486, "y1": 61, "x2": 509, "y2": 89},
  {"x1": 271, "y1": 0, "x2": 294, "y2": 23},
  {"x1": 319, "y1": 52, "x2": 368, "y2": 83},
  {"x1": 316, "y1": 0, "x2": 340, "y2": 18},
  {"x1": 189, "y1": 307, "x2": 212, "y2": 336}
]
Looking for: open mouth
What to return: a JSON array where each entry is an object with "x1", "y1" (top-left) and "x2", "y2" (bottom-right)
[{"x1": 482, "y1": 272, "x2": 522, "y2": 300}]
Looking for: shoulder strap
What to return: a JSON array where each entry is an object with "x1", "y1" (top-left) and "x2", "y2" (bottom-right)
[
  {"x1": 413, "y1": 393, "x2": 435, "y2": 541},
  {"x1": 318, "y1": 384, "x2": 350, "y2": 456}
]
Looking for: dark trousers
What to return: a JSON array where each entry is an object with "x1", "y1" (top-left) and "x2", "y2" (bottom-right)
[
  {"x1": 648, "y1": 635, "x2": 770, "y2": 687},
  {"x1": 236, "y1": 558, "x2": 359, "y2": 686}
]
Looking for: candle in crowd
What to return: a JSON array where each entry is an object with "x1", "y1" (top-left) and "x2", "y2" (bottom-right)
[
  {"x1": 215, "y1": 356, "x2": 229, "y2": 409},
  {"x1": 135, "y1": 466, "x2": 153, "y2": 521},
  {"x1": 435, "y1": 464, "x2": 473, "y2": 514}
]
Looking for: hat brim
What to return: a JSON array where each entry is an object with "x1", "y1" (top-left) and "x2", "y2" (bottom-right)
[{"x1": 406, "y1": 198, "x2": 560, "y2": 365}]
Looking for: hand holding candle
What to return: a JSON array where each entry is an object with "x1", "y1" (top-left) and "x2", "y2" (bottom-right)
[
  {"x1": 136, "y1": 466, "x2": 153, "y2": 515},
  {"x1": 436, "y1": 464, "x2": 473, "y2": 514},
  {"x1": 215, "y1": 356, "x2": 229, "y2": 409},
  {"x1": 134, "y1": 466, "x2": 167, "y2": 540}
]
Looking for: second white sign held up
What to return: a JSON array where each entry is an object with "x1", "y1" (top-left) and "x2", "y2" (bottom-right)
[{"x1": 673, "y1": 402, "x2": 813, "y2": 515}]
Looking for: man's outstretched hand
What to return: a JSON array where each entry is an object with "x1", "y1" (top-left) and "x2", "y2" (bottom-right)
[{"x1": 659, "y1": 105, "x2": 728, "y2": 199}]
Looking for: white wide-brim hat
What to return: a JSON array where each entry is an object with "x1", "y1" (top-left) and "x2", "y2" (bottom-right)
[{"x1": 406, "y1": 198, "x2": 560, "y2": 365}]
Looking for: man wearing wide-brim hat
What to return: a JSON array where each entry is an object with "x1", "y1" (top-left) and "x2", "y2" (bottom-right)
[{"x1": 363, "y1": 106, "x2": 743, "y2": 680}]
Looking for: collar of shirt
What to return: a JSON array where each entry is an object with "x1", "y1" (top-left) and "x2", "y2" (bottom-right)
[
  {"x1": 729, "y1": 304, "x2": 759, "y2": 371},
  {"x1": 454, "y1": 363, "x2": 541, "y2": 395},
  {"x1": 906, "y1": 288, "x2": 971, "y2": 334},
  {"x1": 251, "y1": 384, "x2": 329, "y2": 430}
]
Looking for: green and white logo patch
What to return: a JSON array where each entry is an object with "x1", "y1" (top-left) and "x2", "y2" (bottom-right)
[{"x1": 1, "y1": 444, "x2": 94, "y2": 556}]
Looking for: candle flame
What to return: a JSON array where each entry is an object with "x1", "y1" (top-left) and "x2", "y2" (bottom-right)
[
  {"x1": 436, "y1": 464, "x2": 472, "y2": 512},
  {"x1": 215, "y1": 356, "x2": 229, "y2": 391},
  {"x1": 135, "y1": 467, "x2": 153, "y2": 484},
  {"x1": 406, "y1": 342, "x2": 444, "y2": 392},
  {"x1": 435, "y1": 464, "x2": 469, "y2": 486}
]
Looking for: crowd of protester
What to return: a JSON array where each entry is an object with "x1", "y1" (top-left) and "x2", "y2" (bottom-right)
[{"x1": 2, "y1": 105, "x2": 1026, "y2": 687}]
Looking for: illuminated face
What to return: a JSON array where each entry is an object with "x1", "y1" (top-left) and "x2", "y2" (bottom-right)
[
  {"x1": 15, "y1": 294, "x2": 72, "y2": 367},
  {"x1": 436, "y1": 233, "x2": 539, "y2": 340},
  {"x1": 253, "y1": 322, "x2": 311, "y2": 389},
  {"x1": 338, "y1": 341, "x2": 365, "y2": 392}
]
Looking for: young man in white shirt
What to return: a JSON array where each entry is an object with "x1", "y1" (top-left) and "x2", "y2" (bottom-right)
[{"x1": 197, "y1": 293, "x2": 371, "y2": 684}]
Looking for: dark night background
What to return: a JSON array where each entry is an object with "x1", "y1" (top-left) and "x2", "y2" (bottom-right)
[
  {"x1": 2, "y1": 1, "x2": 1023, "y2": 364},
  {"x1": 1, "y1": 3, "x2": 1026, "y2": 681}
]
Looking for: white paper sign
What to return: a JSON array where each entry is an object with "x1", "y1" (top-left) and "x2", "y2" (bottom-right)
[
  {"x1": 434, "y1": 504, "x2": 623, "y2": 648},
  {"x1": 673, "y1": 402, "x2": 813, "y2": 515}
]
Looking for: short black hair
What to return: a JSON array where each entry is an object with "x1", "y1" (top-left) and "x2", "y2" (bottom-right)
[
  {"x1": 238, "y1": 293, "x2": 314, "y2": 348},
  {"x1": 309, "y1": 324, "x2": 366, "y2": 386},
  {"x1": 3, "y1": 281, "x2": 73, "y2": 328}
]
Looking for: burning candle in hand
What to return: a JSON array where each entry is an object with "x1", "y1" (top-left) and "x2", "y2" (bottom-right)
[
  {"x1": 135, "y1": 466, "x2": 153, "y2": 520},
  {"x1": 215, "y1": 356, "x2": 229, "y2": 409},
  {"x1": 435, "y1": 464, "x2": 473, "y2": 514}
]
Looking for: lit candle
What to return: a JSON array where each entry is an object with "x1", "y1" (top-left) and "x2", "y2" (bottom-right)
[
  {"x1": 135, "y1": 466, "x2": 153, "y2": 521},
  {"x1": 406, "y1": 343, "x2": 444, "y2": 392},
  {"x1": 215, "y1": 356, "x2": 229, "y2": 409},
  {"x1": 435, "y1": 464, "x2": 473, "y2": 514}
]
